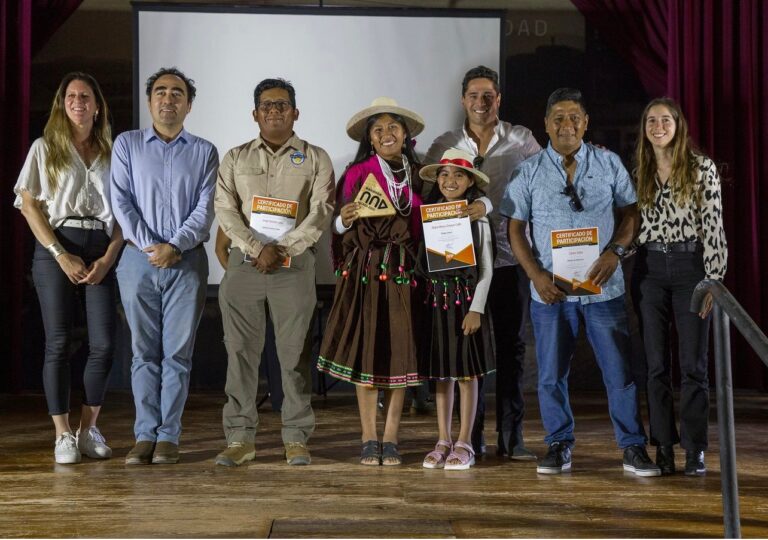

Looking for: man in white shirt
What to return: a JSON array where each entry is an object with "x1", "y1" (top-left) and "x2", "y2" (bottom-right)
[{"x1": 426, "y1": 65, "x2": 541, "y2": 458}]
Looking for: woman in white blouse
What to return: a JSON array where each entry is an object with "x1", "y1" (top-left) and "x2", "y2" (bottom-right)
[
  {"x1": 14, "y1": 72, "x2": 123, "y2": 464},
  {"x1": 631, "y1": 97, "x2": 727, "y2": 477}
]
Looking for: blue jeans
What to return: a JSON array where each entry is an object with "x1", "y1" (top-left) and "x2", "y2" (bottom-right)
[
  {"x1": 116, "y1": 244, "x2": 207, "y2": 444},
  {"x1": 530, "y1": 295, "x2": 647, "y2": 449}
]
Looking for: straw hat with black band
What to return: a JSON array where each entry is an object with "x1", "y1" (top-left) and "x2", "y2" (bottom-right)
[
  {"x1": 419, "y1": 148, "x2": 490, "y2": 189},
  {"x1": 346, "y1": 97, "x2": 425, "y2": 142}
]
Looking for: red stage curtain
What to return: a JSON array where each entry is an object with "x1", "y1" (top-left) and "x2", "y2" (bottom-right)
[
  {"x1": 573, "y1": 0, "x2": 768, "y2": 388},
  {"x1": 572, "y1": 0, "x2": 668, "y2": 97},
  {"x1": 0, "y1": 0, "x2": 83, "y2": 392}
]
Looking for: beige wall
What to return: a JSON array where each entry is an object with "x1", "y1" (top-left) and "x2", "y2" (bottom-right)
[{"x1": 505, "y1": 9, "x2": 584, "y2": 55}]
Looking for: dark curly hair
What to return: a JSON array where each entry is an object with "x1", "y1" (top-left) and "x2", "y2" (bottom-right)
[{"x1": 145, "y1": 67, "x2": 197, "y2": 103}]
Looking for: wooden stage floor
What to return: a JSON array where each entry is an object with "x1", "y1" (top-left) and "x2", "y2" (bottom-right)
[{"x1": 1, "y1": 391, "x2": 767, "y2": 538}]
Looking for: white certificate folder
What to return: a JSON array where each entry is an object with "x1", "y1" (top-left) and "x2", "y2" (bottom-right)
[
  {"x1": 550, "y1": 226, "x2": 602, "y2": 296},
  {"x1": 245, "y1": 196, "x2": 297, "y2": 268}
]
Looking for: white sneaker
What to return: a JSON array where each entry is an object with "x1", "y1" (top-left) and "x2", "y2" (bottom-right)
[
  {"x1": 54, "y1": 432, "x2": 81, "y2": 464},
  {"x1": 76, "y1": 426, "x2": 112, "y2": 459}
]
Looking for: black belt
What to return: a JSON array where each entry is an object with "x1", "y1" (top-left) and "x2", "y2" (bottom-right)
[{"x1": 644, "y1": 241, "x2": 701, "y2": 253}]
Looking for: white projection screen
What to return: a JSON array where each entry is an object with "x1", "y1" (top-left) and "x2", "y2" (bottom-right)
[{"x1": 134, "y1": 5, "x2": 504, "y2": 285}]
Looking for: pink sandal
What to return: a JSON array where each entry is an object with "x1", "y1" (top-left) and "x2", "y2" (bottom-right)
[
  {"x1": 422, "y1": 440, "x2": 452, "y2": 469},
  {"x1": 445, "y1": 441, "x2": 475, "y2": 470}
]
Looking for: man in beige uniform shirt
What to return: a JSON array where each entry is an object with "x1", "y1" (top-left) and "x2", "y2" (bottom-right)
[{"x1": 214, "y1": 78, "x2": 335, "y2": 466}]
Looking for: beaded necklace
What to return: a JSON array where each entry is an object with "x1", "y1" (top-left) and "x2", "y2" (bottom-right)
[{"x1": 377, "y1": 154, "x2": 412, "y2": 216}]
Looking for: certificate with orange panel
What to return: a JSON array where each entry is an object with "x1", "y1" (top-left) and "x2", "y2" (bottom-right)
[
  {"x1": 421, "y1": 200, "x2": 476, "y2": 272},
  {"x1": 551, "y1": 227, "x2": 602, "y2": 296},
  {"x1": 247, "y1": 196, "x2": 297, "y2": 268}
]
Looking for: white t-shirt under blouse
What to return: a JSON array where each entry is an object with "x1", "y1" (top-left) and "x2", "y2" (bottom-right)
[{"x1": 13, "y1": 137, "x2": 115, "y2": 236}]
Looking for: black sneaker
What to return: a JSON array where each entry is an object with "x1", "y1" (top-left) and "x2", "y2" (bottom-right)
[
  {"x1": 623, "y1": 444, "x2": 662, "y2": 477},
  {"x1": 655, "y1": 445, "x2": 675, "y2": 475},
  {"x1": 684, "y1": 450, "x2": 706, "y2": 476},
  {"x1": 536, "y1": 442, "x2": 572, "y2": 474}
]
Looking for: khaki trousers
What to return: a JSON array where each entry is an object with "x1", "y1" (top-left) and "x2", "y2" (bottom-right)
[{"x1": 219, "y1": 248, "x2": 316, "y2": 444}]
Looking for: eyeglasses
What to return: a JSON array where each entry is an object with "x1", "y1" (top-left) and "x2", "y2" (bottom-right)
[
  {"x1": 257, "y1": 100, "x2": 292, "y2": 113},
  {"x1": 473, "y1": 156, "x2": 485, "y2": 169},
  {"x1": 561, "y1": 183, "x2": 584, "y2": 212}
]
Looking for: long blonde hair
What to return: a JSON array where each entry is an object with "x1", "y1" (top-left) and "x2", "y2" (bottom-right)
[
  {"x1": 43, "y1": 72, "x2": 112, "y2": 194},
  {"x1": 634, "y1": 97, "x2": 699, "y2": 209}
]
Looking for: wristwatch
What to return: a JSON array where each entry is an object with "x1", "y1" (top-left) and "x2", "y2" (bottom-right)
[
  {"x1": 168, "y1": 243, "x2": 182, "y2": 256},
  {"x1": 606, "y1": 242, "x2": 627, "y2": 259}
]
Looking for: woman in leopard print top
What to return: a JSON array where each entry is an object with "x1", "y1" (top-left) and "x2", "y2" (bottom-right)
[{"x1": 631, "y1": 97, "x2": 727, "y2": 477}]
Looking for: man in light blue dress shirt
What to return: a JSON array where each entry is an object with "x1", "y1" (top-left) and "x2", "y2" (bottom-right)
[
  {"x1": 111, "y1": 67, "x2": 219, "y2": 465},
  {"x1": 501, "y1": 88, "x2": 660, "y2": 477}
]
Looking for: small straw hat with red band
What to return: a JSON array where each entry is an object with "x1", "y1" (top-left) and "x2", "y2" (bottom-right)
[{"x1": 419, "y1": 148, "x2": 490, "y2": 189}]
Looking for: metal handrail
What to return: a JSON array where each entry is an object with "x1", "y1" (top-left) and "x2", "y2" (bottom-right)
[{"x1": 690, "y1": 279, "x2": 768, "y2": 539}]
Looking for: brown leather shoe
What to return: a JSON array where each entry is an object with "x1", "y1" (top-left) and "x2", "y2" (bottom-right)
[
  {"x1": 125, "y1": 441, "x2": 155, "y2": 465},
  {"x1": 152, "y1": 441, "x2": 179, "y2": 464}
]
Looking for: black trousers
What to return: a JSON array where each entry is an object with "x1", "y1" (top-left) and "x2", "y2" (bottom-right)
[
  {"x1": 32, "y1": 226, "x2": 116, "y2": 415},
  {"x1": 632, "y1": 247, "x2": 710, "y2": 451},
  {"x1": 472, "y1": 264, "x2": 530, "y2": 452}
]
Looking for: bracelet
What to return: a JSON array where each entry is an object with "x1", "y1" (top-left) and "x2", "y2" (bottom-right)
[{"x1": 45, "y1": 241, "x2": 67, "y2": 258}]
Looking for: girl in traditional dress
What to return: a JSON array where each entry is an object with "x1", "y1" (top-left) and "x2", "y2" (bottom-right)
[
  {"x1": 318, "y1": 98, "x2": 425, "y2": 466},
  {"x1": 418, "y1": 148, "x2": 494, "y2": 470}
]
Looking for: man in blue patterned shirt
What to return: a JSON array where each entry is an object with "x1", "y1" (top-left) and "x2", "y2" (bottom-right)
[{"x1": 500, "y1": 88, "x2": 660, "y2": 477}]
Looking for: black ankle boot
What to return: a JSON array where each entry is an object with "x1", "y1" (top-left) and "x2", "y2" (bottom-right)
[{"x1": 655, "y1": 445, "x2": 675, "y2": 475}]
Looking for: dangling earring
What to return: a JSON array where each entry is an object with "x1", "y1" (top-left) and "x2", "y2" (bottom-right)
[{"x1": 94, "y1": 110, "x2": 99, "y2": 122}]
